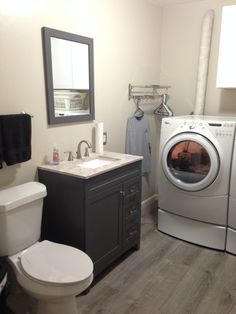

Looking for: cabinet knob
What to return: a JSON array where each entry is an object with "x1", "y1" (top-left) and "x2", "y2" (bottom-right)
[
  {"x1": 128, "y1": 209, "x2": 136, "y2": 215},
  {"x1": 128, "y1": 229, "x2": 137, "y2": 237},
  {"x1": 120, "y1": 190, "x2": 125, "y2": 196}
]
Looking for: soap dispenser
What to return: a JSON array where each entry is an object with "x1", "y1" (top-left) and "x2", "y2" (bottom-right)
[{"x1": 52, "y1": 144, "x2": 60, "y2": 165}]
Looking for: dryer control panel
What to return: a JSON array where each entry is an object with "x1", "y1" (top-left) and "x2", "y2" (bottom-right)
[
  {"x1": 178, "y1": 121, "x2": 235, "y2": 137},
  {"x1": 208, "y1": 122, "x2": 235, "y2": 137}
]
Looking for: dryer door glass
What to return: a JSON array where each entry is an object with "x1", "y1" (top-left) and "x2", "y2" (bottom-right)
[
  {"x1": 162, "y1": 133, "x2": 219, "y2": 191},
  {"x1": 167, "y1": 140, "x2": 210, "y2": 183}
]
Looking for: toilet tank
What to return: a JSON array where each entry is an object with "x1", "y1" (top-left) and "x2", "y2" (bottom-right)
[{"x1": 0, "y1": 182, "x2": 47, "y2": 256}]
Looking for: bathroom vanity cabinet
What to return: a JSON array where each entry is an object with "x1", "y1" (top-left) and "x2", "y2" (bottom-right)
[{"x1": 38, "y1": 160, "x2": 141, "y2": 277}]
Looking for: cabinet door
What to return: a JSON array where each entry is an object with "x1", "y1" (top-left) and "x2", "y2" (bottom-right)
[
  {"x1": 86, "y1": 183, "x2": 123, "y2": 275},
  {"x1": 51, "y1": 37, "x2": 89, "y2": 90},
  {"x1": 217, "y1": 5, "x2": 236, "y2": 88},
  {"x1": 51, "y1": 37, "x2": 73, "y2": 89}
]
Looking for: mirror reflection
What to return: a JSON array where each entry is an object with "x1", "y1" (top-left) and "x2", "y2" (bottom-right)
[{"x1": 42, "y1": 27, "x2": 95, "y2": 124}]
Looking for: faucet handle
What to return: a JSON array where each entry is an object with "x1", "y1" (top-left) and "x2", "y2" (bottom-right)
[{"x1": 64, "y1": 151, "x2": 74, "y2": 161}]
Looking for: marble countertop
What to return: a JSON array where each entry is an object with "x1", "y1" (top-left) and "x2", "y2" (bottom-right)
[{"x1": 38, "y1": 151, "x2": 143, "y2": 179}]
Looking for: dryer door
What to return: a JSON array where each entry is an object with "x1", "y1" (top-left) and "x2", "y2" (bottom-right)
[{"x1": 162, "y1": 132, "x2": 220, "y2": 191}]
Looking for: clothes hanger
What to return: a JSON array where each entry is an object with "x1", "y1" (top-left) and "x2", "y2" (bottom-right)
[
  {"x1": 154, "y1": 93, "x2": 173, "y2": 117},
  {"x1": 134, "y1": 97, "x2": 144, "y2": 119}
]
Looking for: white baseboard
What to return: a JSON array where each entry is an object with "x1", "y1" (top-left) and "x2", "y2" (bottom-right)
[{"x1": 141, "y1": 194, "x2": 158, "y2": 213}]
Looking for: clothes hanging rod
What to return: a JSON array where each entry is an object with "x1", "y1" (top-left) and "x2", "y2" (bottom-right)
[{"x1": 130, "y1": 84, "x2": 171, "y2": 89}]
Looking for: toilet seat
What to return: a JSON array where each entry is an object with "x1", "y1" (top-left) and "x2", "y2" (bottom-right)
[{"x1": 20, "y1": 240, "x2": 93, "y2": 286}]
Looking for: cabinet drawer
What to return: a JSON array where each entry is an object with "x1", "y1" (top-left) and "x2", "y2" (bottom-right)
[
  {"x1": 123, "y1": 178, "x2": 140, "y2": 206},
  {"x1": 124, "y1": 193, "x2": 139, "y2": 206},
  {"x1": 124, "y1": 221, "x2": 140, "y2": 246},
  {"x1": 125, "y1": 204, "x2": 139, "y2": 221},
  {"x1": 124, "y1": 180, "x2": 140, "y2": 196},
  {"x1": 87, "y1": 162, "x2": 141, "y2": 193}
]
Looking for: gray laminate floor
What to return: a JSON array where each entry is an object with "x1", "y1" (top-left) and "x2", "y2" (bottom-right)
[
  {"x1": 77, "y1": 208, "x2": 236, "y2": 314},
  {"x1": 5, "y1": 208, "x2": 236, "y2": 314}
]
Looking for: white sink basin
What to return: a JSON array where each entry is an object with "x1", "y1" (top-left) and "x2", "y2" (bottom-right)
[{"x1": 78, "y1": 156, "x2": 119, "y2": 169}]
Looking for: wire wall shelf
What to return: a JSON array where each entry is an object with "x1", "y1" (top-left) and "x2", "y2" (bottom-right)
[
  {"x1": 128, "y1": 83, "x2": 171, "y2": 101},
  {"x1": 128, "y1": 84, "x2": 173, "y2": 117}
]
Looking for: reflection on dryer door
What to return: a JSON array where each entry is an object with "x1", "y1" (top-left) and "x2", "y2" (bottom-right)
[{"x1": 162, "y1": 132, "x2": 220, "y2": 192}]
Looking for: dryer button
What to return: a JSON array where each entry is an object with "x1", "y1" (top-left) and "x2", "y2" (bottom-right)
[{"x1": 189, "y1": 122, "x2": 196, "y2": 130}]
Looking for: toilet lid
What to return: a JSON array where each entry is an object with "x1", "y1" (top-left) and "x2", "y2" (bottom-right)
[{"x1": 20, "y1": 241, "x2": 93, "y2": 285}]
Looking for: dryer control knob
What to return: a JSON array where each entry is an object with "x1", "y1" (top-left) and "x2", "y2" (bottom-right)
[{"x1": 189, "y1": 122, "x2": 196, "y2": 130}]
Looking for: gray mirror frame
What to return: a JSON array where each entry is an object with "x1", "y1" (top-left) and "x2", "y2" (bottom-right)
[{"x1": 42, "y1": 27, "x2": 95, "y2": 124}]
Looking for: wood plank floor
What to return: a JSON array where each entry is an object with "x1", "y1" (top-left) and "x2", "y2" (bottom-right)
[{"x1": 77, "y1": 209, "x2": 236, "y2": 314}]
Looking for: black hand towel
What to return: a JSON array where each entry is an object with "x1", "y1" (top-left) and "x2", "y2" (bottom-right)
[
  {"x1": 0, "y1": 114, "x2": 31, "y2": 166},
  {"x1": 0, "y1": 126, "x2": 3, "y2": 169}
]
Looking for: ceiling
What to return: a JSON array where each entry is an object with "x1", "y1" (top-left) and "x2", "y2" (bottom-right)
[{"x1": 149, "y1": 0, "x2": 206, "y2": 7}]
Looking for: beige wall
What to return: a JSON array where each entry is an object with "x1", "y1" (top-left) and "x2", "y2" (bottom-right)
[
  {"x1": 160, "y1": 0, "x2": 236, "y2": 116},
  {"x1": 0, "y1": 0, "x2": 162, "y2": 199}
]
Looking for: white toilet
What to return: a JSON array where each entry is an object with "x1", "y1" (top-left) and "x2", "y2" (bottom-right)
[{"x1": 0, "y1": 182, "x2": 93, "y2": 314}]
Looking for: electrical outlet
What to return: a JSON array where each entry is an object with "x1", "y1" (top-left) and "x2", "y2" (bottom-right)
[{"x1": 103, "y1": 132, "x2": 107, "y2": 145}]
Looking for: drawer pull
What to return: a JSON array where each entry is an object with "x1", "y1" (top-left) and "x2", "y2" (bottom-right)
[
  {"x1": 128, "y1": 229, "x2": 137, "y2": 237},
  {"x1": 128, "y1": 186, "x2": 139, "y2": 194},
  {"x1": 128, "y1": 208, "x2": 137, "y2": 215}
]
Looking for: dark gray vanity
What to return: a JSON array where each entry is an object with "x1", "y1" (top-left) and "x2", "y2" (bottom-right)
[{"x1": 38, "y1": 153, "x2": 142, "y2": 277}]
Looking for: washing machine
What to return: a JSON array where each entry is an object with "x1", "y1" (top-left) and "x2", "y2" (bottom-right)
[
  {"x1": 226, "y1": 133, "x2": 236, "y2": 254},
  {"x1": 158, "y1": 115, "x2": 236, "y2": 250}
]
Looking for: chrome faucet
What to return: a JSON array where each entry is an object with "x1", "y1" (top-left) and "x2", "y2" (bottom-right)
[{"x1": 76, "y1": 140, "x2": 92, "y2": 159}]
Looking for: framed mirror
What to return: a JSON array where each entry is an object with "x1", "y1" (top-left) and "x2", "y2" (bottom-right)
[{"x1": 42, "y1": 27, "x2": 95, "y2": 124}]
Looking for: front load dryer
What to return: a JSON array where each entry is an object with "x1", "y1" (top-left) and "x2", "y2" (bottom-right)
[{"x1": 158, "y1": 115, "x2": 236, "y2": 250}]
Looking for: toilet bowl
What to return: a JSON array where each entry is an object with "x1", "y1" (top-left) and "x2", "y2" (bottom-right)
[
  {"x1": 0, "y1": 182, "x2": 94, "y2": 314},
  {"x1": 8, "y1": 240, "x2": 93, "y2": 314}
]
